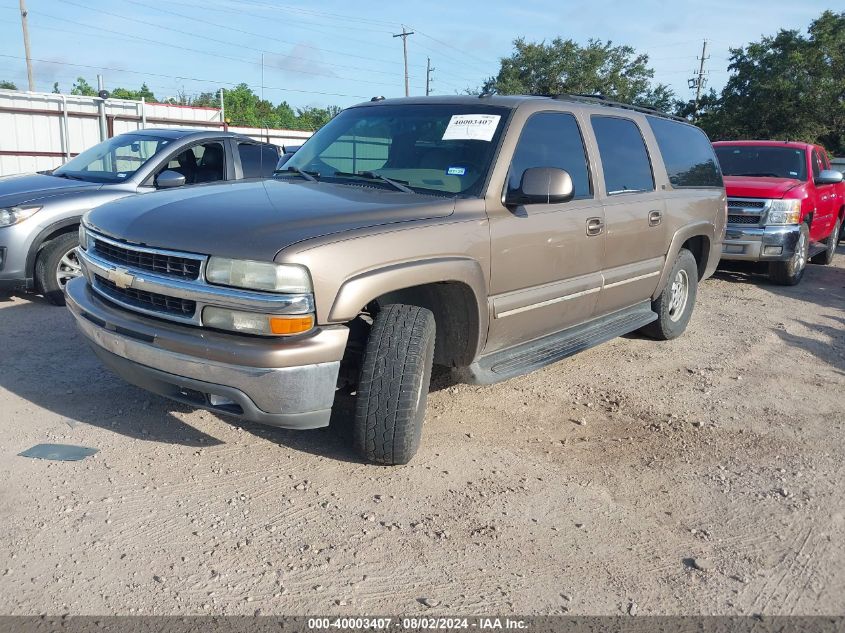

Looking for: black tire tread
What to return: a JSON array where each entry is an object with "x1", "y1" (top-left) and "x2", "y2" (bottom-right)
[
  {"x1": 769, "y1": 224, "x2": 809, "y2": 286},
  {"x1": 810, "y1": 219, "x2": 839, "y2": 266},
  {"x1": 641, "y1": 248, "x2": 698, "y2": 341},
  {"x1": 35, "y1": 232, "x2": 79, "y2": 306},
  {"x1": 353, "y1": 304, "x2": 435, "y2": 465}
]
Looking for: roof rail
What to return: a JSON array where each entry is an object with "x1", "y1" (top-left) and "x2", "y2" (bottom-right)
[{"x1": 549, "y1": 93, "x2": 687, "y2": 123}]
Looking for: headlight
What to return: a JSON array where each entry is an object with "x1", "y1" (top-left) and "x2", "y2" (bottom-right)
[
  {"x1": 78, "y1": 223, "x2": 89, "y2": 250},
  {"x1": 205, "y1": 257, "x2": 311, "y2": 294},
  {"x1": 0, "y1": 206, "x2": 42, "y2": 227},
  {"x1": 202, "y1": 306, "x2": 314, "y2": 336},
  {"x1": 766, "y1": 199, "x2": 801, "y2": 225}
]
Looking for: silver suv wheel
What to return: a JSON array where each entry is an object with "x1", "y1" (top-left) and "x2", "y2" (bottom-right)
[
  {"x1": 56, "y1": 247, "x2": 83, "y2": 288},
  {"x1": 667, "y1": 269, "x2": 689, "y2": 323}
]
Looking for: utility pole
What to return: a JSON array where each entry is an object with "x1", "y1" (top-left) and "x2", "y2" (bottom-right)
[
  {"x1": 425, "y1": 57, "x2": 435, "y2": 96},
  {"x1": 393, "y1": 26, "x2": 414, "y2": 97},
  {"x1": 19, "y1": 0, "x2": 34, "y2": 91},
  {"x1": 219, "y1": 88, "x2": 226, "y2": 130},
  {"x1": 690, "y1": 39, "x2": 709, "y2": 119}
]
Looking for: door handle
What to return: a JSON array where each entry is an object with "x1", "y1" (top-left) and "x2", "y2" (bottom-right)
[
  {"x1": 648, "y1": 210, "x2": 662, "y2": 227},
  {"x1": 586, "y1": 217, "x2": 604, "y2": 236}
]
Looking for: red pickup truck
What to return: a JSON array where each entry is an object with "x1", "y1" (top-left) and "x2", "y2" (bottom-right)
[{"x1": 713, "y1": 140, "x2": 844, "y2": 285}]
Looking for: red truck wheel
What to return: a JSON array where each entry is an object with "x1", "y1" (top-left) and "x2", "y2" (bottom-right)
[
  {"x1": 810, "y1": 218, "x2": 840, "y2": 266},
  {"x1": 769, "y1": 224, "x2": 809, "y2": 286}
]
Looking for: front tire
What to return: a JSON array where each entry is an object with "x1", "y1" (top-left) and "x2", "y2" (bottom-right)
[
  {"x1": 641, "y1": 248, "x2": 698, "y2": 341},
  {"x1": 769, "y1": 223, "x2": 809, "y2": 286},
  {"x1": 353, "y1": 304, "x2": 436, "y2": 465},
  {"x1": 35, "y1": 232, "x2": 82, "y2": 306},
  {"x1": 810, "y1": 218, "x2": 839, "y2": 265}
]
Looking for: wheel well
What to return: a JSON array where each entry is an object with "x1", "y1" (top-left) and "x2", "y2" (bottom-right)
[
  {"x1": 681, "y1": 235, "x2": 710, "y2": 280},
  {"x1": 368, "y1": 281, "x2": 479, "y2": 368},
  {"x1": 27, "y1": 223, "x2": 79, "y2": 278}
]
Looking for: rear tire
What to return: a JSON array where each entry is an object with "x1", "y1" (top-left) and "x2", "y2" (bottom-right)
[
  {"x1": 641, "y1": 248, "x2": 698, "y2": 341},
  {"x1": 769, "y1": 223, "x2": 809, "y2": 286},
  {"x1": 353, "y1": 304, "x2": 435, "y2": 465},
  {"x1": 810, "y1": 218, "x2": 839, "y2": 265},
  {"x1": 35, "y1": 232, "x2": 81, "y2": 306}
]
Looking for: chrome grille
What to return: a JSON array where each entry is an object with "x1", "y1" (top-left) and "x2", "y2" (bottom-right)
[
  {"x1": 728, "y1": 198, "x2": 766, "y2": 209},
  {"x1": 93, "y1": 238, "x2": 202, "y2": 280},
  {"x1": 727, "y1": 197, "x2": 768, "y2": 226},
  {"x1": 95, "y1": 274, "x2": 196, "y2": 318},
  {"x1": 727, "y1": 214, "x2": 762, "y2": 225}
]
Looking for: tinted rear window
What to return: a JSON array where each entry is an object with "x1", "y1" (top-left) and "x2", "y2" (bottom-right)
[
  {"x1": 646, "y1": 116, "x2": 723, "y2": 188},
  {"x1": 238, "y1": 143, "x2": 279, "y2": 178},
  {"x1": 591, "y1": 116, "x2": 654, "y2": 195}
]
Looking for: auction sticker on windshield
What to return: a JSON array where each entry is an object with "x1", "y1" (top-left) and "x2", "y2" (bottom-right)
[{"x1": 442, "y1": 114, "x2": 501, "y2": 141}]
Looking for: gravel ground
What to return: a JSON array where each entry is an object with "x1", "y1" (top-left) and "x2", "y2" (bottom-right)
[{"x1": 0, "y1": 248, "x2": 843, "y2": 616}]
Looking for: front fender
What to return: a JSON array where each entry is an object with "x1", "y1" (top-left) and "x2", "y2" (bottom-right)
[
  {"x1": 329, "y1": 257, "x2": 490, "y2": 358},
  {"x1": 653, "y1": 221, "x2": 718, "y2": 300}
]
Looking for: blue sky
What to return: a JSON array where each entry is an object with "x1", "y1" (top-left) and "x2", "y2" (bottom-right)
[{"x1": 0, "y1": 0, "x2": 836, "y2": 112}]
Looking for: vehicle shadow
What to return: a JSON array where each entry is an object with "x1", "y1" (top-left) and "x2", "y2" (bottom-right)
[
  {"x1": 715, "y1": 244, "x2": 845, "y2": 373},
  {"x1": 0, "y1": 298, "x2": 221, "y2": 447},
  {"x1": 0, "y1": 298, "x2": 382, "y2": 463},
  {"x1": 771, "y1": 315, "x2": 845, "y2": 375}
]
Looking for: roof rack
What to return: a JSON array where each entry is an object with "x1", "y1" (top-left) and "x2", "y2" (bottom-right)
[{"x1": 549, "y1": 93, "x2": 687, "y2": 122}]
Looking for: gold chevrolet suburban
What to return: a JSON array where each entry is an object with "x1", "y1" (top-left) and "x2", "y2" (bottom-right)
[{"x1": 65, "y1": 95, "x2": 726, "y2": 464}]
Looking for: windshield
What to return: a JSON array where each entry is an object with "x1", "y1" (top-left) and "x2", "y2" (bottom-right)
[
  {"x1": 54, "y1": 134, "x2": 173, "y2": 184},
  {"x1": 715, "y1": 145, "x2": 807, "y2": 181},
  {"x1": 280, "y1": 104, "x2": 511, "y2": 196}
]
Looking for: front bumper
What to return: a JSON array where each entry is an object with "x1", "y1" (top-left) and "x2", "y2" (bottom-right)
[
  {"x1": 65, "y1": 277, "x2": 348, "y2": 429},
  {"x1": 720, "y1": 224, "x2": 801, "y2": 262}
]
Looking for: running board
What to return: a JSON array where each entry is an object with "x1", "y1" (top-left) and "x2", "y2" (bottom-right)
[{"x1": 464, "y1": 301, "x2": 658, "y2": 385}]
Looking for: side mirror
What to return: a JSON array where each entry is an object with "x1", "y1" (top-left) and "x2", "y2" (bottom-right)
[
  {"x1": 155, "y1": 170, "x2": 186, "y2": 189},
  {"x1": 505, "y1": 167, "x2": 574, "y2": 206},
  {"x1": 815, "y1": 169, "x2": 843, "y2": 186}
]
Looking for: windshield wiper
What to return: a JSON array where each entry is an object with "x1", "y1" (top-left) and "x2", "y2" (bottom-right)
[
  {"x1": 274, "y1": 166, "x2": 319, "y2": 182},
  {"x1": 333, "y1": 171, "x2": 414, "y2": 194},
  {"x1": 53, "y1": 172, "x2": 86, "y2": 181}
]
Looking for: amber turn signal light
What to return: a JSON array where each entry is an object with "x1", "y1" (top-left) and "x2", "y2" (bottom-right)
[{"x1": 268, "y1": 315, "x2": 315, "y2": 335}]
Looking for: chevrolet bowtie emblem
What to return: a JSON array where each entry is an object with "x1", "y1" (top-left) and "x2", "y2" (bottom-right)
[{"x1": 107, "y1": 267, "x2": 135, "y2": 289}]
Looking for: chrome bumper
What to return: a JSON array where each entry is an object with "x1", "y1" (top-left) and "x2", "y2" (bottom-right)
[
  {"x1": 720, "y1": 224, "x2": 800, "y2": 262},
  {"x1": 65, "y1": 277, "x2": 347, "y2": 429}
]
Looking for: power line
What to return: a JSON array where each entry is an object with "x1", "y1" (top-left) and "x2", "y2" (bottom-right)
[
  {"x1": 0, "y1": 54, "x2": 372, "y2": 99},
  {"x1": 116, "y1": 0, "x2": 422, "y2": 72},
  {"x1": 31, "y1": 8, "x2": 426, "y2": 91}
]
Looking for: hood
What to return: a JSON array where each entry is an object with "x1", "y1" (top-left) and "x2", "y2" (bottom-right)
[
  {"x1": 0, "y1": 173, "x2": 100, "y2": 208},
  {"x1": 723, "y1": 175, "x2": 803, "y2": 199},
  {"x1": 85, "y1": 179, "x2": 456, "y2": 261}
]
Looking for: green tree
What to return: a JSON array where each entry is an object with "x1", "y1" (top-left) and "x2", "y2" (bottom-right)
[
  {"x1": 111, "y1": 83, "x2": 157, "y2": 102},
  {"x1": 0, "y1": 80, "x2": 17, "y2": 90},
  {"x1": 70, "y1": 77, "x2": 96, "y2": 96},
  {"x1": 52, "y1": 82, "x2": 60, "y2": 94},
  {"x1": 700, "y1": 10, "x2": 845, "y2": 154},
  {"x1": 480, "y1": 37, "x2": 675, "y2": 111}
]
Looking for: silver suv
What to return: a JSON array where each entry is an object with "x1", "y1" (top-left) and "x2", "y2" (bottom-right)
[{"x1": 0, "y1": 129, "x2": 280, "y2": 304}]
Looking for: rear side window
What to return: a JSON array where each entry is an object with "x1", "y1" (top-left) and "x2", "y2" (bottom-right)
[
  {"x1": 238, "y1": 143, "x2": 280, "y2": 178},
  {"x1": 812, "y1": 151, "x2": 823, "y2": 178},
  {"x1": 591, "y1": 116, "x2": 654, "y2": 195},
  {"x1": 646, "y1": 116, "x2": 723, "y2": 188},
  {"x1": 508, "y1": 112, "x2": 592, "y2": 199}
]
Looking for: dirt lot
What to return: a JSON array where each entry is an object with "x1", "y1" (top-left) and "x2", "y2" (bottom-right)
[{"x1": 0, "y1": 248, "x2": 843, "y2": 617}]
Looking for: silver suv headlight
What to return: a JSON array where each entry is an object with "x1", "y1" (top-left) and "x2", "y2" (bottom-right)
[
  {"x1": 0, "y1": 206, "x2": 42, "y2": 227},
  {"x1": 766, "y1": 199, "x2": 801, "y2": 225},
  {"x1": 205, "y1": 257, "x2": 312, "y2": 294}
]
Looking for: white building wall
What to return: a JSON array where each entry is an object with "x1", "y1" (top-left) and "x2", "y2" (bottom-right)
[{"x1": 0, "y1": 89, "x2": 313, "y2": 176}]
